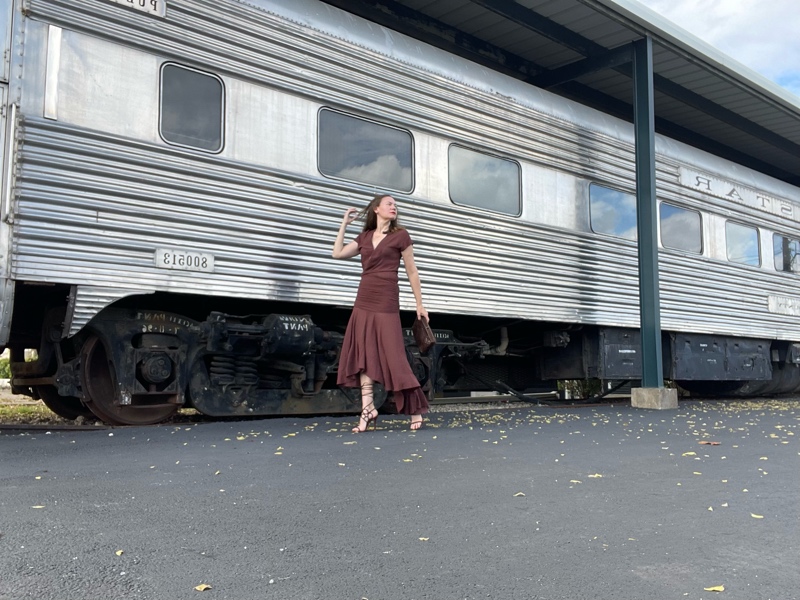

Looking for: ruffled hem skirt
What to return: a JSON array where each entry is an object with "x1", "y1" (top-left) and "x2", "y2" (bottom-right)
[{"x1": 337, "y1": 307, "x2": 429, "y2": 415}]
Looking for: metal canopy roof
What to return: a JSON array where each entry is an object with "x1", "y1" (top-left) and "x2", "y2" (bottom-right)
[{"x1": 320, "y1": 0, "x2": 800, "y2": 186}]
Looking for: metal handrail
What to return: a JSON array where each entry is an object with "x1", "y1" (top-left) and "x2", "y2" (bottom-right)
[{"x1": 2, "y1": 102, "x2": 17, "y2": 223}]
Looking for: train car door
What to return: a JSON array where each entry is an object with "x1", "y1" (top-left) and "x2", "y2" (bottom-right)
[{"x1": 0, "y1": 0, "x2": 13, "y2": 347}]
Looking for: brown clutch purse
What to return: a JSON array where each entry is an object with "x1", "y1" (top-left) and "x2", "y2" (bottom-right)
[{"x1": 412, "y1": 318, "x2": 435, "y2": 353}]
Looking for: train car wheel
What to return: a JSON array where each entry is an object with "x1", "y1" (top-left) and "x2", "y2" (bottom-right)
[
  {"x1": 36, "y1": 386, "x2": 93, "y2": 420},
  {"x1": 81, "y1": 335, "x2": 178, "y2": 426}
]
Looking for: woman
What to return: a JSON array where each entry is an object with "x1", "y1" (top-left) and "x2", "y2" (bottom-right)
[{"x1": 332, "y1": 193, "x2": 430, "y2": 432}]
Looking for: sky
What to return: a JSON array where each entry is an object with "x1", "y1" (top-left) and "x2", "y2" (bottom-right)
[{"x1": 635, "y1": 0, "x2": 800, "y2": 100}]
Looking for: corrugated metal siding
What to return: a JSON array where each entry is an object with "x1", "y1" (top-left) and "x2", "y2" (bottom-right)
[
  {"x1": 14, "y1": 114, "x2": 800, "y2": 342},
  {"x1": 67, "y1": 286, "x2": 146, "y2": 337},
  {"x1": 12, "y1": 0, "x2": 800, "y2": 342},
  {"x1": 27, "y1": 0, "x2": 639, "y2": 183},
  {"x1": 340, "y1": 0, "x2": 800, "y2": 182},
  {"x1": 13, "y1": 116, "x2": 642, "y2": 335}
]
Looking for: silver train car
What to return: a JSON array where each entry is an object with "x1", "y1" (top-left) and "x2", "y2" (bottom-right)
[{"x1": 1, "y1": 0, "x2": 799, "y2": 424}]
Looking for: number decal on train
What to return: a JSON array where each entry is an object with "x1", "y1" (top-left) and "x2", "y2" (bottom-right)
[
  {"x1": 154, "y1": 249, "x2": 214, "y2": 273},
  {"x1": 103, "y1": 0, "x2": 166, "y2": 18}
]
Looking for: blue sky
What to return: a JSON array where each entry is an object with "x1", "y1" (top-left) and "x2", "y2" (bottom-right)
[{"x1": 636, "y1": 0, "x2": 800, "y2": 100}]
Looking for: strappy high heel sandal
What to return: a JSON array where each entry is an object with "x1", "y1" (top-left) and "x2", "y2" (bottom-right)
[
  {"x1": 352, "y1": 403, "x2": 378, "y2": 433},
  {"x1": 409, "y1": 415, "x2": 424, "y2": 431}
]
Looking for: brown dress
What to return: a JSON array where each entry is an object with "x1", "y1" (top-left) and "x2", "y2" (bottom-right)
[{"x1": 337, "y1": 229, "x2": 429, "y2": 415}]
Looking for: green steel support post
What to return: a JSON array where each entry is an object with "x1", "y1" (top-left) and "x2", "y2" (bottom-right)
[{"x1": 633, "y1": 36, "x2": 663, "y2": 388}]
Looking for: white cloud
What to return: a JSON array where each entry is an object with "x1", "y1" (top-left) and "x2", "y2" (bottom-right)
[
  {"x1": 636, "y1": 0, "x2": 800, "y2": 98},
  {"x1": 338, "y1": 154, "x2": 412, "y2": 191}
]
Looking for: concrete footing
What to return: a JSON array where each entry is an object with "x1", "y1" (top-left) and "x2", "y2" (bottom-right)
[{"x1": 631, "y1": 387, "x2": 678, "y2": 410}]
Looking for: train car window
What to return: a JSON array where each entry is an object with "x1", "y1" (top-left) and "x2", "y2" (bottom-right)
[
  {"x1": 773, "y1": 234, "x2": 800, "y2": 273},
  {"x1": 447, "y1": 145, "x2": 521, "y2": 216},
  {"x1": 318, "y1": 109, "x2": 413, "y2": 192},
  {"x1": 159, "y1": 64, "x2": 224, "y2": 152},
  {"x1": 660, "y1": 203, "x2": 702, "y2": 253},
  {"x1": 725, "y1": 221, "x2": 760, "y2": 266},
  {"x1": 589, "y1": 184, "x2": 637, "y2": 240}
]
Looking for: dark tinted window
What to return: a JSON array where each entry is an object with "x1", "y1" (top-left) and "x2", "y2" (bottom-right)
[
  {"x1": 318, "y1": 109, "x2": 413, "y2": 192},
  {"x1": 160, "y1": 64, "x2": 224, "y2": 152},
  {"x1": 448, "y1": 145, "x2": 521, "y2": 215},
  {"x1": 660, "y1": 202, "x2": 702, "y2": 253},
  {"x1": 590, "y1": 184, "x2": 637, "y2": 240},
  {"x1": 773, "y1": 233, "x2": 800, "y2": 273}
]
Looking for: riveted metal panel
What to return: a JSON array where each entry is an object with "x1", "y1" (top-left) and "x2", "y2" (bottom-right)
[{"x1": 671, "y1": 333, "x2": 727, "y2": 380}]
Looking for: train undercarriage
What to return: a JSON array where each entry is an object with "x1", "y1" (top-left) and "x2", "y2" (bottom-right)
[
  {"x1": 7, "y1": 292, "x2": 490, "y2": 425},
  {"x1": 5, "y1": 286, "x2": 800, "y2": 425}
]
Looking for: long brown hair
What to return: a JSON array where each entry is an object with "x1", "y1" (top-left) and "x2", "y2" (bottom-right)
[{"x1": 360, "y1": 193, "x2": 405, "y2": 234}]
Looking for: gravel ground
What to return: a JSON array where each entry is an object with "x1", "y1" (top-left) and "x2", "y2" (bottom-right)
[
  {"x1": 0, "y1": 398, "x2": 548, "y2": 427},
  {"x1": 0, "y1": 385, "x2": 558, "y2": 426}
]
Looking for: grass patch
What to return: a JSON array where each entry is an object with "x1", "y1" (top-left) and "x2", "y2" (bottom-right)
[
  {"x1": 0, "y1": 400, "x2": 205, "y2": 426},
  {"x1": 0, "y1": 402, "x2": 71, "y2": 425}
]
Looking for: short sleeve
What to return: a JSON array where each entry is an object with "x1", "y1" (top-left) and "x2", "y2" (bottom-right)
[
  {"x1": 354, "y1": 231, "x2": 367, "y2": 252},
  {"x1": 396, "y1": 229, "x2": 413, "y2": 251}
]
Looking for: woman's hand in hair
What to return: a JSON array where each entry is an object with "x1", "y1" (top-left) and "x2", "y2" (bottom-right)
[
  {"x1": 332, "y1": 208, "x2": 360, "y2": 259},
  {"x1": 342, "y1": 208, "x2": 358, "y2": 226}
]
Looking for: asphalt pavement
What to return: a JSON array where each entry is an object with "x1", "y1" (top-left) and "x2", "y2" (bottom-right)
[{"x1": 1, "y1": 399, "x2": 798, "y2": 600}]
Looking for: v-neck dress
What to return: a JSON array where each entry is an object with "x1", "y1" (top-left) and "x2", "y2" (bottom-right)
[{"x1": 337, "y1": 229, "x2": 429, "y2": 416}]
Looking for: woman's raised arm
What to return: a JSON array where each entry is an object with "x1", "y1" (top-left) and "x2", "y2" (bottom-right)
[{"x1": 332, "y1": 208, "x2": 360, "y2": 259}]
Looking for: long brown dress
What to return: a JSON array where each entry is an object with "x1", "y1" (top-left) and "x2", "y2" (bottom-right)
[{"x1": 337, "y1": 228, "x2": 429, "y2": 415}]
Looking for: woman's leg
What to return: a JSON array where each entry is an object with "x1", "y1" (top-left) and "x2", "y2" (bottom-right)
[
  {"x1": 352, "y1": 373, "x2": 378, "y2": 433},
  {"x1": 393, "y1": 389, "x2": 426, "y2": 430}
]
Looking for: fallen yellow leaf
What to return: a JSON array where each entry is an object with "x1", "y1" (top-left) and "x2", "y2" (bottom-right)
[
  {"x1": 343, "y1": 441, "x2": 357, "y2": 445},
  {"x1": 214, "y1": 470, "x2": 220, "y2": 475},
  {"x1": 569, "y1": 480, "x2": 582, "y2": 484},
  {"x1": 402, "y1": 459, "x2": 413, "y2": 463},
  {"x1": 418, "y1": 537, "x2": 429, "y2": 541},
  {"x1": 682, "y1": 451, "x2": 697, "y2": 456},
  {"x1": 703, "y1": 585, "x2": 724, "y2": 592},
  {"x1": 513, "y1": 492, "x2": 526, "y2": 497},
  {"x1": 588, "y1": 473, "x2": 603, "y2": 478},
  {"x1": 194, "y1": 584, "x2": 212, "y2": 592},
  {"x1": 115, "y1": 550, "x2": 124, "y2": 556},
  {"x1": 751, "y1": 513, "x2": 764, "y2": 519},
  {"x1": 31, "y1": 505, "x2": 45, "y2": 509}
]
